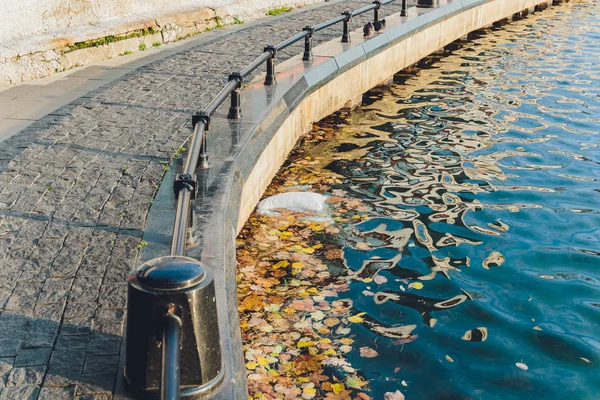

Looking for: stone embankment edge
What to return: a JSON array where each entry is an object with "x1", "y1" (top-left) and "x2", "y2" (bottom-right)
[
  {"x1": 152, "y1": 0, "x2": 563, "y2": 398},
  {"x1": 0, "y1": 0, "x2": 323, "y2": 88}
]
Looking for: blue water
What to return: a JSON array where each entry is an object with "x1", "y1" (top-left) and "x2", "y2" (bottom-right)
[{"x1": 312, "y1": 2, "x2": 599, "y2": 398}]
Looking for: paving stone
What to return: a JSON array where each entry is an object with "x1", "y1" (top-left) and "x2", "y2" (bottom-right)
[
  {"x1": 82, "y1": 355, "x2": 119, "y2": 376},
  {"x1": 76, "y1": 374, "x2": 114, "y2": 395},
  {"x1": 0, "y1": 341, "x2": 21, "y2": 358},
  {"x1": 86, "y1": 335, "x2": 121, "y2": 356},
  {"x1": 38, "y1": 386, "x2": 77, "y2": 400},
  {"x1": 38, "y1": 278, "x2": 73, "y2": 304},
  {"x1": 0, "y1": 358, "x2": 13, "y2": 387},
  {"x1": 14, "y1": 348, "x2": 52, "y2": 367},
  {"x1": 6, "y1": 365, "x2": 46, "y2": 386},
  {"x1": 0, "y1": 386, "x2": 40, "y2": 400},
  {"x1": 55, "y1": 335, "x2": 90, "y2": 351}
]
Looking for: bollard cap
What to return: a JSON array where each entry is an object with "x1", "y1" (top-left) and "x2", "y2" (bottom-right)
[{"x1": 136, "y1": 255, "x2": 206, "y2": 290}]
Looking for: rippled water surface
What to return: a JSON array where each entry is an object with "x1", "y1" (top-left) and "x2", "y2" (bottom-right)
[
  {"x1": 314, "y1": 2, "x2": 600, "y2": 397},
  {"x1": 240, "y1": 2, "x2": 600, "y2": 399}
]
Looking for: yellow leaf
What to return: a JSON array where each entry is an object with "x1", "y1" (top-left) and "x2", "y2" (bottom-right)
[
  {"x1": 268, "y1": 369, "x2": 279, "y2": 377},
  {"x1": 273, "y1": 260, "x2": 290, "y2": 269},
  {"x1": 363, "y1": 278, "x2": 373, "y2": 283},
  {"x1": 292, "y1": 262, "x2": 304, "y2": 269},
  {"x1": 302, "y1": 247, "x2": 315, "y2": 254},
  {"x1": 411, "y1": 282, "x2": 424, "y2": 290},
  {"x1": 348, "y1": 315, "x2": 364, "y2": 323},
  {"x1": 340, "y1": 338, "x2": 354, "y2": 345},
  {"x1": 319, "y1": 338, "x2": 332, "y2": 344},
  {"x1": 332, "y1": 383, "x2": 345, "y2": 394},
  {"x1": 297, "y1": 341, "x2": 315, "y2": 349},
  {"x1": 246, "y1": 361, "x2": 258, "y2": 369},
  {"x1": 257, "y1": 357, "x2": 270, "y2": 366},
  {"x1": 297, "y1": 377, "x2": 310, "y2": 383},
  {"x1": 307, "y1": 288, "x2": 318, "y2": 293},
  {"x1": 312, "y1": 244, "x2": 323, "y2": 249},
  {"x1": 323, "y1": 349, "x2": 336, "y2": 355}
]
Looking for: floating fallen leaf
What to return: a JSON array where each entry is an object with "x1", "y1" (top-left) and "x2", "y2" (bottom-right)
[
  {"x1": 245, "y1": 361, "x2": 258, "y2": 370},
  {"x1": 374, "y1": 275, "x2": 388, "y2": 284},
  {"x1": 331, "y1": 383, "x2": 345, "y2": 394},
  {"x1": 273, "y1": 260, "x2": 290, "y2": 269},
  {"x1": 302, "y1": 387, "x2": 316, "y2": 399},
  {"x1": 540, "y1": 275, "x2": 554, "y2": 280},
  {"x1": 533, "y1": 326, "x2": 542, "y2": 331},
  {"x1": 445, "y1": 355, "x2": 454, "y2": 363},
  {"x1": 257, "y1": 356, "x2": 270, "y2": 366},
  {"x1": 384, "y1": 390, "x2": 405, "y2": 400},
  {"x1": 346, "y1": 374, "x2": 368, "y2": 389},
  {"x1": 359, "y1": 347, "x2": 379, "y2": 358},
  {"x1": 580, "y1": 357, "x2": 591, "y2": 363},
  {"x1": 516, "y1": 362, "x2": 529, "y2": 371},
  {"x1": 401, "y1": 380, "x2": 408, "y2": 387},
  {"x1": 408, "y1": 282, "x2": 423, "y2": 290},
  {"x1": 348, "y1": 315, "x2": 364, "y2": 323}
]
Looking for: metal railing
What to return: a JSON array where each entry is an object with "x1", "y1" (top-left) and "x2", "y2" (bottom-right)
[
  {"x1": 126, "y1": 1, "x2": 408, "y2": 400},
  {"x1": 171, "y1": 0, "x2": 403, "y2": 256}
]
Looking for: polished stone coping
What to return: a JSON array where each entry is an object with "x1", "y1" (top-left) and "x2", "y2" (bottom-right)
[{"x1": 138, "y1": 0, "x2": 558, "y2": 398}]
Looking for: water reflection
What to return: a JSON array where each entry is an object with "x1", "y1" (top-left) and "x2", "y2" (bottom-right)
[{"x1": 290, "y1": 1, "x2": 599, "y2": 398}]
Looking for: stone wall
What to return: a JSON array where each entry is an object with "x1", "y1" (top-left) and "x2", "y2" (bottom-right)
[{"x1": 0, "y1": 0, "x2": 323, "y2": 87}]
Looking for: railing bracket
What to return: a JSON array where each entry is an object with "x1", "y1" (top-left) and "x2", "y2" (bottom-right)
[{"x1": 173, "y1": 173, "x2": 197, "y2": 199}]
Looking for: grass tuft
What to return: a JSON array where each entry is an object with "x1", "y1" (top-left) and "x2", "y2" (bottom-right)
[{"x1": 267, "y1": 6, "x2": 294, "y2": 16}]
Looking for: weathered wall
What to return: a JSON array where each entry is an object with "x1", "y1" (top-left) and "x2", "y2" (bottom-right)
[{"x1": 0, "y1": 0, "x2": 322, "y2": 86}]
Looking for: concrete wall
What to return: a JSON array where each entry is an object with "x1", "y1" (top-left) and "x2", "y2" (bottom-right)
[{"x1": 0, "y1": 0, "x2": 322, "y2": 87}]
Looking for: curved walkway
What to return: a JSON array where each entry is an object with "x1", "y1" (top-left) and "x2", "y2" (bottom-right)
[{"x1": 0, "y1": 1, "x2": 411, "y2": 398}]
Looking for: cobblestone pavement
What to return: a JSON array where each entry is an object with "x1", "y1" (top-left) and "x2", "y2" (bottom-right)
[{"x1": 0, "y1": 1, "x2": 410, "y2": 398}]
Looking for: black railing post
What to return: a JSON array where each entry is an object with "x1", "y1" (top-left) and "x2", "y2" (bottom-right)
[
  {"x1": 161, "y1": 310, "x2": 181, "y2": 400},
  {"x1": 342, "y1": 12, "x2": 352, "y2": 43},
  {"x1": 401, "y1": 0, "x2": 407, "y2": 16},
  {"x1": 264, "y1": 46, "x2": 277, "y2": 86},
  {"x1": 173, "y1": 172, "x2": 198, "y2": 248},
  {"x1": 192, "y1": 112, "x2": 210, "y2": 169},
  {"x1": 373, "y1": 1, "x2": 381, "y2": 22},
  {"x1": 227, "y1": 73, "x2": 243, "y2": 120},
  {"x1": 124, "y1": 256, "x2": 223, "y2": 399},
  {"x1": 303, "y1": 26, "x2": 314, "y2": 61}
]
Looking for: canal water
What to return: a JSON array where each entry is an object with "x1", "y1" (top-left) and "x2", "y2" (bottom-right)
[{"x1": 237, "y1": 1, "x2": 599, "y2": 399}]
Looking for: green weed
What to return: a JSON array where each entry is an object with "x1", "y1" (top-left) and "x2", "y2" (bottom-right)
[{"x1": 267, "y1": 6, "x2": 294, "y2": 16}]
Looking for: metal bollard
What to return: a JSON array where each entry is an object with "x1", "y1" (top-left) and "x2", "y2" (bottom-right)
[
  {"x1": 302, "y1": 26, "x2": 314, "y2": 62},
  {"x1": 124, "y1": 255, "x2": 224, "y2": 399},
  {"x1": 416, "y1": 0, "x2": 440, "y2": 7},
  {"x1": 341, "y1": 12, "x2": 351, "y2": 43},
  {"x1": 227, "y1": 73, "x2": 243, "y2": 120},
  {"x1": 401, "y1": 0, "x2": 407, "y2": 16},
  {"x1": 264, "y1": 46, "x2": 277, "y2": 86}
]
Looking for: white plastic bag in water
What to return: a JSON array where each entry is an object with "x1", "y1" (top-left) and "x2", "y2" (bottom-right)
[{"x1": 258, "y1": 192, "x2": 327, "y2": 215}]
